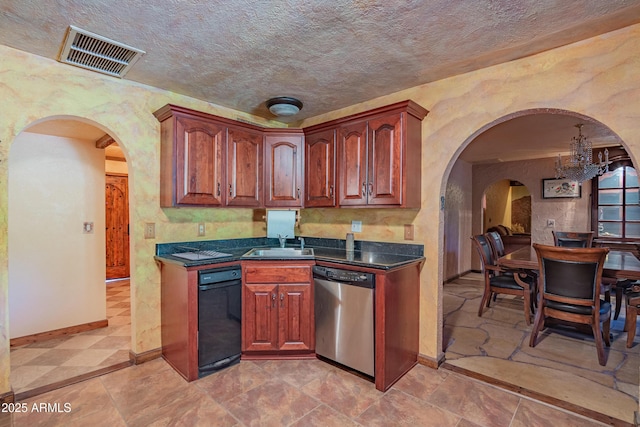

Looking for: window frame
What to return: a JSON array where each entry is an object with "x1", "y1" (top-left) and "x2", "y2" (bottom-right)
[{"x1": 591, "y1": 159, "x2": 640, "y2": 241}]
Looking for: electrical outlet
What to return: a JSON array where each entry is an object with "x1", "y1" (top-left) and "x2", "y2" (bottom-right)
[
  {"x1": 547, "y1": 219, "x2": 555, "y2": 228},
  {"x1": 144, "y1": 222, "x2": 155, "y2": 239},
  {"x1": 404, "y1": 224, "x2": 414, "y2": 240},
  {"x1": 198, "y1": 223, "x2": 206, "y2": 236},
  {"x1": 351, "y1": 220, "x2": 362, "y2": 232}
]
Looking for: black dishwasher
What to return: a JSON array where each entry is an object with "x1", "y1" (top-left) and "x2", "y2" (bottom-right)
[{"x1": 198, "y1": 265, "x2": 241, "y2": 377}]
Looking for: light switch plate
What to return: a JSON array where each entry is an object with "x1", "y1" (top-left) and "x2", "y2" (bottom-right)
[
  {"x1": 351, "y1": 220, "x2": 362, "y2": 232},
  {"x1": 198, "y1": 223, "x2": 205, "y2": 236},
  {"x1": 83, "y1": 222, "x2": 94, "y2": 234}
]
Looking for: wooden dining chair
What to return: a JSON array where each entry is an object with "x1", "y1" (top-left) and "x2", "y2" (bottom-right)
[
  {"x1": 486, "y1": 231, "x2": 506, "y2": 260},
  {"x1": 530, "y1": 243, "x2": 611, "y2": 366},
  {"x1": 471, "y1": 235, "x2": 535, "y2": 325},
  {"x1": 552, "y1": 231, "x2": 594, "y2": 248}
]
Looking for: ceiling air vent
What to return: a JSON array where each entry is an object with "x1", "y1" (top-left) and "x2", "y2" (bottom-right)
[{"x1": 59, "y1": 25, "x2": 145, "y2": 78}]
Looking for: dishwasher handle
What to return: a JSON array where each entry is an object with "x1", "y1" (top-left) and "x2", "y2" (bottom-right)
[
  {"x1": 313, "y1": 266, "x2": 374, "y2": 288},
  {"x1": 199, "y1": 279, "x2": 241, "y2": 292}
]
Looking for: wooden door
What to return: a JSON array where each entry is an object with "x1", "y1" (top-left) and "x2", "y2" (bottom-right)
[
  {"x1": 105, "y1": 174, "x2": 129, "y2": 279},
  {"x1": 278, "y1": 283, "x2": 313, "y2": 351},
  {"x1": 338, "y1": 121, "x2": 368, "y2": 206},
  {"x1": 264, "y1": 134, "x2": 303, "y2": 207},
  {"x1": 242, "y1": 283, "x2": 279, "y2": 351},
  {"x1": 227, "y1": 126, "x2": 263, "y2": 207},
  {"x1": 175, "y1": 115, "x2": 226, "y2": 206},
  {"x1": 367, "y1": 113, "x2": 403, "y2": 206},
  {"x1": 304, "y1": 129, "x2": 336, "y2": 207}
]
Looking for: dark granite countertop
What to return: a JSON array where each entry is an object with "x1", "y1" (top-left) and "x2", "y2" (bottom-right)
[{"x1": 155, "y1": 237, "x2": 424, "y2": 270}]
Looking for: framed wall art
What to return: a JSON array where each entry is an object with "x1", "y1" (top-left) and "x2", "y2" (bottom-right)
[{"x1": 542, "y1": 178, "x2": 581, "y2": 199}]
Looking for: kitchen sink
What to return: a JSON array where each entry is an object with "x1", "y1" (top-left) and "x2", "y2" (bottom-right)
[{"x1": 242, "y1": 247, "x2": 315, "y2": 259}]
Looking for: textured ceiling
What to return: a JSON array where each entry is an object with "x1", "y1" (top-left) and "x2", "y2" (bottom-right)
[{"x1": 2, "y1": 1, "x2": 639, "y2": 160}]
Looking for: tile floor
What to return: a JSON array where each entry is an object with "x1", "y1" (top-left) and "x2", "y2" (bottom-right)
[
  {"x1": 443, "y1": 272, "x2": 639, "y2": 425},
  {"x1": 4, "y1": 275, "x2": 637, "y2": 425},
  {"x1": 9, "y1": 280, "x2": 131, "y2": 397},
  {"x1": 3, "y1": 355, "x2": 613, "y2": 426}
]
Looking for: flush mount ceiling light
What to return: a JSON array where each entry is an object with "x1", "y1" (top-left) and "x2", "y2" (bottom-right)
[
  {"x1": 555, "y1": 123, "x2": 610, "y2": 183},
  {"x1": 266, "y1": 97, "x2": 303, "y2": 117}
]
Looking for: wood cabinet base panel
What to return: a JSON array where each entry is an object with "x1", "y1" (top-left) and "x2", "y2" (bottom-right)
[{"x1": 241, "y1": 352, "x2": 316, "y2": 360}]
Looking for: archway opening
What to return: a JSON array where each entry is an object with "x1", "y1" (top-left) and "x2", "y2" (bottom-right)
[
  {"x1": 441, "y1": 109, "x2": 637, "y2": 422},
  {"x1": 8, "y1": 117, "x2": 132, "y2": 397}
]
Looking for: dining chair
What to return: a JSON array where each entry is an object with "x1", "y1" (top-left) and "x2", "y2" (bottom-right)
[
  {"x1": 624, "y1": 285, "x2": 640, "y2": 348},
  {"x1": 552, "y1": 231, "x2": 594, "y2": 248},
  {"x1": 471, "y1": 235, "x2": 535, "y2": 325},
  {"x1": 530, "y1": 243, "x2": 611, "y2": 366},
  {"x1": 486, "y1": 231, "x2": 506, "y2": 260}
]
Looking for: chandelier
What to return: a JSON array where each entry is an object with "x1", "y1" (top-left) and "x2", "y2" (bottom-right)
[{"x1": 555, "y1": 124, "x2": 609, "y2": 183}]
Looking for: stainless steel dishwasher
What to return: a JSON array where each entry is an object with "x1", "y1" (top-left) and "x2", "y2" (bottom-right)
[{"x1": 313, "y1": 265, "x2": 375, "y2": 377}]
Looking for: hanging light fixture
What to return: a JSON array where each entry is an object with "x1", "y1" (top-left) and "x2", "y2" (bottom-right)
[
  {"x1": 266, "y1": 97, "x2": 303, "y2": 117},
  {"x1": 555, "y1": 124, "x2": 609, "y2": 183}
]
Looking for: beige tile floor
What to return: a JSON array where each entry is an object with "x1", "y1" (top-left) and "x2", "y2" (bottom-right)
[
  {"x1": 443, "y1": 272, "x2": 639, "y2": 425},
  {"x1": 3, "y1": 355, "x2": 612, "y2": 426},
  {"x1": 9, "y1": 280, "x2": 131, "y2": 396}
]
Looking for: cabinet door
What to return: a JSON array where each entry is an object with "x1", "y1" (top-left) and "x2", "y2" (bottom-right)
[
  {"x1": 174, "y1": 116, "x2": 226, "y2": 206},
  {"x1": 367, "y1": 113, "x2": 403, "y2": 206},
  {"x1": 278, "y1": 283, "x2": 313, "y2": 351},
  {"x1": 338, "y1": 121, "x2": 368, "y2": 206},
  {"x1": 242, "y1": 283, "x2": 279, "y2": 352},
  {"x1": 304, "y1": 129, "x2": 336, "y2": 207},
  {"x1": 264, "y1": 134, "x2": 303, "y2": 207},
  {"x1": 227, "y1": 126, "x2": 263, "y2": 207}
]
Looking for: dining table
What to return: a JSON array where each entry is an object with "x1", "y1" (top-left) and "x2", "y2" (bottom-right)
[{"x1": 497, "y1": 245, "x2": 640, "y2": 281}]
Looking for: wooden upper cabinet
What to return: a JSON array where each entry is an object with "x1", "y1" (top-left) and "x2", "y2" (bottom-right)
[
  {"x1": 338, "y1": 120, "x2": 368, "y2": 206},
  {"x1": 156, "y1": 109, "x2": 226, "y2": 207},
  {"x1": 155, "y1": 100, "x2": 426, "y2": 208},
  {"x1": 264, "y1": 131, "x2": 304, "y2": 207},
  {"x1": 332, "y1": 101, "x2": 427, "y2": 208},
  {"x1": 304, "y1": 129, "x2": 336, "y2": 207},
  {"x1": 226, "y1": 126, "x2": 263, "y2": 207},
  {"x1": 367, "y1": 113, "x2": 402, "y2": 205}
]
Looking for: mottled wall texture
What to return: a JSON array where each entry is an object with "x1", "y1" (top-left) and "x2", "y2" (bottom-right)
[{"x1": 1, "y1": 23, "x2": 640, "y2": 394}]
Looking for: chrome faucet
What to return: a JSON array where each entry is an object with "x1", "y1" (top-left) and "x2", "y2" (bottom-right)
[
  {"x1": 299, "y1": 237, "x2": 305, "y2": 249},
  {"x1": 278, "y1": 234, "x2": 288, "y2": 248}
]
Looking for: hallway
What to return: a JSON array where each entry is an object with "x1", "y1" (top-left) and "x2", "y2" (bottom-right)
[{"x1": 9, "y1": 280, "x2": 131, "y2": 398}]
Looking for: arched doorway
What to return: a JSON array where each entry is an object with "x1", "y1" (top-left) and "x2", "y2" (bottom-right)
[
  {"x1": 483, "y1": 179, "x2": 531, "y2": 235},
  {"x1": 441, "y1": 109, "x2": 637, "y2": 421},
  {"x1": 8, "y1": 117, "x2": 132, "y2": 396}
]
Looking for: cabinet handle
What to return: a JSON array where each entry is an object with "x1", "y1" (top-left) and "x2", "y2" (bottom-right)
[
  {"x1": 296, "y1": 188, "x2": 300, "y2": 199},
  {"x1": 362, "y1": 182, "x2": 366, "y2": 197},
  {"x1": 272, "y1": 293, "x2": 276, "y2": 308},
  {"x1": 329, "y1": 185, "x2": 333, "y2": 197},
  {"x1": 280, "y1": 293, "x2": 284, "y2": 308},
  {"x1": 368, "y1": 183, "x2": 373, "y2": 196},
  {"x1": 217, "y1": 182, "x2": 221, "y2": 196},
  {"x1": 229, "y1": 184, "x2": 233, "y2": 197}
]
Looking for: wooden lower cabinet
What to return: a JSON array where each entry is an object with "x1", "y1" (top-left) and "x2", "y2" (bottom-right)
[
  {"x1": 241, "y1": 261, "x2": 315, "y2": 358},
  {"x1": 373, "y1": 261, "x2": 422, "y2": 391}
]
